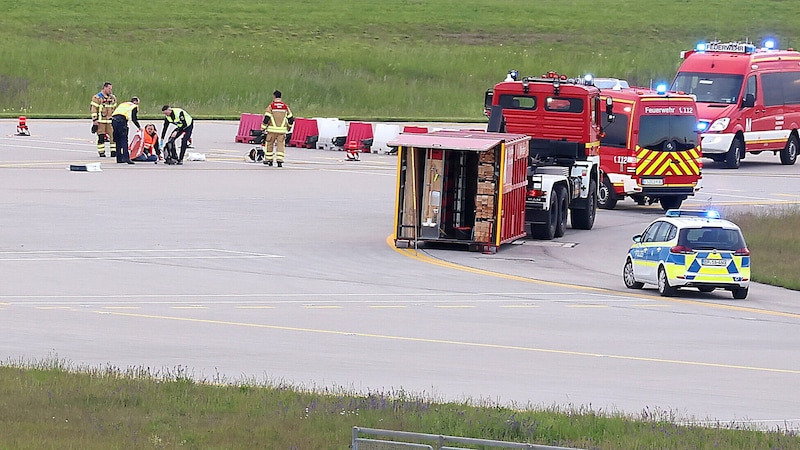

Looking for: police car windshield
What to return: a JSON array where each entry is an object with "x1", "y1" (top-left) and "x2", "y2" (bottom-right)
[
  {"x1": 638, "y1": 115, "x2": 699, "y2": 151},
  {"x1": 671, "y1": 72, "x2": 744, "y2": 104},
  {"x1": 678, "y1": 227, "x2": 746, "y2": 251}
]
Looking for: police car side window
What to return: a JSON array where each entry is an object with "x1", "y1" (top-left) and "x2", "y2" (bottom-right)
[
  {"x1": 642, "y1": 222, "x2": 664, "y2": 243},
  {"x1": 655, "y1": 222, "x2": 672, "y2": 242}
]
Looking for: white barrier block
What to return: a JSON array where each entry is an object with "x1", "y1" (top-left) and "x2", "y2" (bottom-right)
[
  {"x1": 313, "y1": 117, "x2": 347, "y2": 150},
  {"x1": 372, "y1": 124, "x2": 401, "y2": 155}
]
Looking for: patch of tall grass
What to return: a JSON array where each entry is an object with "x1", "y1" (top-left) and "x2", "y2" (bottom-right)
[
  {"x1": 2, "y1": 0, "x2": 799, "y2": 119},
  {"x1": 2, "y1": 359, "x2": 798, "y2": 449},
  {"x1": 727, "y1": 207, "x2": 800, "y2": 290}
]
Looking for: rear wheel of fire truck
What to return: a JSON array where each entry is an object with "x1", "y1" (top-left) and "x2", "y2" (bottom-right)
[
  {"x1": 724, "y1": 137, "x2": 743, "y2": 169},
  {"x1": 570, "y1": 179, "x2": 597, "y2": 230},
  {"x1": 659, "y1": 195, "x2": 683, "y2": 211},
  {"x1": 780, "y1": 134, "x2": 798, "y2": 165},
  {"x1": 554, "y1": 185, "x2": 568, "y2": 238},
  {"x1": 598, "y1": 176, "x2": 617, "y2": 210},
  {"x1": 530, "y1": 193, "x2": 559, "y2": 240},
  {"x1": 623, "y1": 259, "x2": 644, "y2": 289},
  {"x1": 657, "y1": 267, "x2": 677, "y2": 297}
]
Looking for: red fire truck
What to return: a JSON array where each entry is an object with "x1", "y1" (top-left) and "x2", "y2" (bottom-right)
[
  {"x1": 485, "y1": 71, "x2": 608, "y2": 239},
  {"x1": 671, "y1": 40, "x2": 800, "y2": 168},
  {"x1": 598, "y1": 87, "x2": 703, "y2": 210}
]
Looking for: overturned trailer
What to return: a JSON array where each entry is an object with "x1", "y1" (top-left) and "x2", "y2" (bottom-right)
[{"x1": 390, "y1": 130, "x2": 530, "y2": 252}]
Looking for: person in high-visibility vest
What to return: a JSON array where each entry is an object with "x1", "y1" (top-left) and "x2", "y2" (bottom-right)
[
  {"x1": 90, "y1": 82, "x2": 117, "y2": 157},
  {"x1": 111, "y1": 97, "x2": 141, "y2": 164},
  {"x1": 261, "y1": 90, "x2": 294, "y2": 167},
  {"x1": 160, "y1": 105, "x2": 194, "y2": 165}
]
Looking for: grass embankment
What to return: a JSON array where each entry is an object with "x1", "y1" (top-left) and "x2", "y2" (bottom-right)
[
  {"x1": 728, "y1": 208, "x2": 800, "y2": 290},
  {"x1": 2, "y1": 361, "x2": 798, "y2": 450},
  {"x1": 1, "y1": 0, "x2": 799, "y2": 119}
]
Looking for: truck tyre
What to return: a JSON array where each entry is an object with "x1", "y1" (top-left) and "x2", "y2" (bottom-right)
[
  {"x1": 554, "y1": 185, "x2": 568, "y2": 238},
  {"x1": 659, "y1": 195, "x2": 683, "y2": 211},
  {"x1": 657, "y1": 267, "x2": 677, "y2": 297},
  {"x1": 724, "y1": 137, "x2": 743, "y2": 169},
  {"x1": 530, "y1": 193, "x2": 558, "y2": 240},
  {"x1": 598, "y1": 176, "x2": 618, "y2": 210},
  {"x1": 570, "y1": 179, "x2": 597, "y2": 230},
  {"x1": 780, "y1": 134, "x2": 798, "y2": 165},
  {"x1": 623, "y1": 259, "x2": 644, "y2": 289}
]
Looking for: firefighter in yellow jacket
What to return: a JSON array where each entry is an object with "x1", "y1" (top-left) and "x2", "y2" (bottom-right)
[
  {"x1": 90, "y1": 82, "x2": 117, "y2": 157},
  {"x1": 261, "y1": 90, "x2": 294, "y2": 167}
]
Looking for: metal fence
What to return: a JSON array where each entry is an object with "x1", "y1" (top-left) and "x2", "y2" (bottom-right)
[{"x1": 352, "y1": 427, "x2": 583, "y2": 450}]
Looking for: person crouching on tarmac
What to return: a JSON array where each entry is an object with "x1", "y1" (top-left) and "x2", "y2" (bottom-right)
[
  {"x1": 132, "y1": 123, "x2": 160, "y2": 163},
  {"x1": 160, "y1": 105, "x2": 193, "y2": 165},
  {"x1": 261, "y1": 90, "x2": 293, "y2": 167}
]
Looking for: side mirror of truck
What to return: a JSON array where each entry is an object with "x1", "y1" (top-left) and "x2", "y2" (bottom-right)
[
  {"x1": 605, "y1": 97, "x2": 615, "y2": 123},
  {"x1": 741, "y1": 93, "x2": 755, "y2": 108}
]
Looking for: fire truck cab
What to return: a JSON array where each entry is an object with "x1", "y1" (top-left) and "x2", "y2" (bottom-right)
[
  {"x1": 671, "y1": 40, "x2": 800, "y2": 168},
  {"x1": 486, "y1": 72, "x2": 605, "y2": 239},
  {"x1": 598, "y1": 86, "x2": 703, "y2": 210}
]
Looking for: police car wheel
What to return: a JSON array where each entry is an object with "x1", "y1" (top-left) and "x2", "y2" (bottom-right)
[
  {"x1": 657, "y1": 267, "x2": 677, "y2": 297},
  {"x1": 623, "y1": 259, "x2": 644, "y2": 289},
  {"x1": 732, "y1": 287, "x2": 749, "y2": 300}
]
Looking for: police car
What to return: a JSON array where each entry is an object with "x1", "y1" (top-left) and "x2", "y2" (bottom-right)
[{"x1": 623, "y1": 209, "x2": 750, "y2": 299}]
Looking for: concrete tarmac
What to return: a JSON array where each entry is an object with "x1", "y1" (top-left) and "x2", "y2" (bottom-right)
[{"x1": 2, "y1": 119, "x2": 800, "y2": 431}]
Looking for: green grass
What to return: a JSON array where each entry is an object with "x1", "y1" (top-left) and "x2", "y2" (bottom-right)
[
  {"x1": 2, "y1": 3, "x2": 800, "y2": 448},
  {"x1": 1, "y1": 0, "x2": 799, "y2": 119},
  {"x1": 727, "y1": 207, "x2": 800, "y2": 290},
  {"x1": 2, "y1": 359, "x2": 798, "y2": 450}
]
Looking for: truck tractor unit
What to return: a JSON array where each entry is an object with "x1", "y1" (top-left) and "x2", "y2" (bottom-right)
[
  {"x1": 485, "y1": 71, "x2": 609, "y2": 239},
  {"x1": 598, "y1": 86, "x2": 703, "y2": 210},
  {"x1": 671, "y1": 40, "x2": 800, "y2": 168}
]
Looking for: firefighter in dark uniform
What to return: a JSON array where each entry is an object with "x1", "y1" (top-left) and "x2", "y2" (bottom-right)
[
  {"x1": 261, "y1": 90, "x2": 293, "y2": 167},
  {"x1": 160, "y1": 105, "x2": 194, "y2": 165},
  {"x1": 90, "y1": 82, "x2": 117, "y2": 157},
  {"x1": 111, "y1": 97, "x2": 141, "y2": 164}
]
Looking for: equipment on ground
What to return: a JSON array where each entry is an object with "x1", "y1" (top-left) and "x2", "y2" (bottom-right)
[{"x1": 16, "y1": 116, "x2": 30, "y2": 136}]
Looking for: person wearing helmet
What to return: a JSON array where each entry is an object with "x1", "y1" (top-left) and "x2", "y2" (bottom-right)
[{"x1": 261, "y1": 90, "x2": 294, "y2": 167}]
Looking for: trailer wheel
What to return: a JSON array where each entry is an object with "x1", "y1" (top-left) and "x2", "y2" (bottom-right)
[
  {"x1": 530, "y1": 193, "x2": 558, "y2": 240},
  {"x1": 554, "y1": 185, "x2": 568, "y2": 238},
  {"x1": 724, "y1": 137, "x2": 743, "y2": 169},
  {"x1": 659, "y1": 195, "x2": 683, "y2": 211},
  {"x1": 598, "y1": 176, "x2": 618, "y2": 210},
  {"x1": 781, "y1": 134, "x2": 798, "y2": 165},
  {"x1": 570, "y1": 179, "x2": 597, "y2": 230}
]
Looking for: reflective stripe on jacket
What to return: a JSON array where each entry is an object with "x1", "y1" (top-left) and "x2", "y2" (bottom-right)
[
  {"x1": 165, "y1": 108, "x2": 193, "y2": 128},
  {"x1": 262, "y1": 100, "x2": 293, "y2": 134},
  {"x1": 91, "y1": 92, "x2": 117, "y2": 123},
  {"x1": 112, "y1": 102, "x2": 138, "y2": 121}
]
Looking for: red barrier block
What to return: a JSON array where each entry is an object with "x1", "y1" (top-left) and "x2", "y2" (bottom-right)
[
  {"x1": 235, "y1": 113, "x2": 263, "y2": 143},
  {"x1": 402, "y1": 125, "x2": 428, "y2": 134},
  {"x1": 346, "y1": 122, "x2": 374, "y2": 152},
  {"x1": 288, "y1": 118, "x2": 319, "y2": 148}
]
